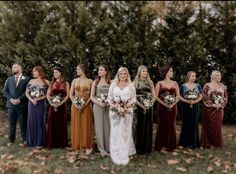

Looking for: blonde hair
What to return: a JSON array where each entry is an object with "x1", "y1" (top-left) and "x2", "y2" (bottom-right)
[
  {"x1": 133, "y1": 65, "x2": 154, "y2": 88},
  {"x1": 113, "y1": 67, "x2": 132, "y2": 85},
  {"x1": 210, "y1": 70, "x2": 221, "y2": 81},
  {"x1": 186, "y1": 71, "x2": 196, "y2": 82}
]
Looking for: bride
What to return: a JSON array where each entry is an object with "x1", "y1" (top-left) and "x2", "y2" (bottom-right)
[{"x1": 108, "y1": 67, "x2": 136, "y2": 165}]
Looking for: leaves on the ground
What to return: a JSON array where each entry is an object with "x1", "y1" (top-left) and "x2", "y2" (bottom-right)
[
  {"x1": 54, "y1": 168, "x2": 65, "y2": 174},
  {"x1": 172, "y1": 152, "x2": 178, "y2": 156},
  {"x1": 167, "y1": 159, "x2": 180, "y2": 165},
  {"x1": 207, "y1": 166, "x2": 214, "y2": 173},
  {"x1": 176, "y1": 167, "x2": 187, "y2": 172},
  {"x1": 100, "y1": 164, "x2": 109, "y2": 171},
  {"x1": 213, "y1": 157, "x2": 221, "y2": 167},
  {"x1": 185, "y1": 158, "x2": 193, "y2": 164},
  {"x1": 147, "y1": 164, "x2": 157, "y2": 168}
]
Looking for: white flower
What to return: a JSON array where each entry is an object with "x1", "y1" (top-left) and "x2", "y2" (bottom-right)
[{"x1": 21, "y1": 76, "x2": 26, "y2": 80}]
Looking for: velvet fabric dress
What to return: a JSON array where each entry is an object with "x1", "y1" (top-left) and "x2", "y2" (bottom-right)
[
  {"x1": 26, "y1": 84, "x2": 48, "y2": 147},
  {"x1": 179, "y1": 84, "x2": 202, "y2": 149},
  {"x1": 134, "y1": 81, "x2": 153, "y2": 155},
  {"x1": 46, "y1": 82, "x2": 68, "y2": 149},
  {"x1": 201, "y1": 83, "x2": 228, "y2": 147},
  {"x1": 154, "y1": 83, "x2": 177, "y2": 152}
]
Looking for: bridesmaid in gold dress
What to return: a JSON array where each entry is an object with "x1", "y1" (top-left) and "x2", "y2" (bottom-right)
[{"x1": 70, "y1": 64, "x2": 94, "y2": 157}]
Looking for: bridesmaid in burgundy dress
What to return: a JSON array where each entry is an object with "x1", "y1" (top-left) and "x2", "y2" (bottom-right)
[
  {"x1": 46, "y1": 67, "x2": 70, "y2": 149},
  {"x1": 154, "y1": 64, "x2": 180, "y2": 152},
  {"x1": 201, "y1": 70, "x2": 228, "y2": 148}
]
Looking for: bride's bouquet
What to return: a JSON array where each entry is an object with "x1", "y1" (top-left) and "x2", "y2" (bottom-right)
[
  {"x1": 50, "y1": 94, "x2": 62, "y2": 111},
  {"x1": 111, "y1": 97, "x2": 133, "y2": 126},
  {"x1": 184, "y1": 90, "x2": 198, "y2": 108}
]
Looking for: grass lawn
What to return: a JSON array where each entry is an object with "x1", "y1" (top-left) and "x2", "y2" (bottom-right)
[{"x1": 0, "y1": 110, "x2": 236, "y2": 174}]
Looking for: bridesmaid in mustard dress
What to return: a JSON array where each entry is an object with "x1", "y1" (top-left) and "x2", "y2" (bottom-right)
[{"x1": 70, "y1": 64, "x2": 94, "y2": 158}]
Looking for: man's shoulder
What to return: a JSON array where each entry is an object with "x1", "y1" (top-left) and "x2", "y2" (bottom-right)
[{"x1": 6, "y1": 76, "x2": 14, "y2": 81}]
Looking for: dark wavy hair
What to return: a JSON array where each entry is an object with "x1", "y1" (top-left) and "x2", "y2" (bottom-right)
[
  {"x1": 160, "y1": 64, "x2": 172, "y2": 80},
  {"x1": 50, "y1": 67, "x2": 66, "y2": 87}
]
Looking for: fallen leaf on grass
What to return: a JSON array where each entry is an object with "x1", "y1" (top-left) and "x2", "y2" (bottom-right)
[
  {"x1": 100, "y1": 165, "x2": 109, "y2": 171},
  {"x1": 207, "y1": 154, "x2": 214, "y2": 159},
  {"x1": 1, "y1": 154, "x2": 7, "y2": 159},
  {"x1": 176, "y1": 167, "x2": 187, "y2": 172},
  {"x1": 73, "y1": 161, "x2": 82, "y2": 169},
  {"x1": 233, "y1": 163, "x2": 236, "y2": 169},
  {"x1": 46, "y1": 155, "x2": 54, "y2": 161},
  {"x1": 54, "y1": 168, "x2": 65, "y2": 174},
  {"x1": 147, "y1": 164, "x2": 157, "y2": 168},
  {"x1": 172, "y1": 152, "x2": 178, "y2": 156},
  {"x1": 227, "y1": 134, "x2": 233, "y2": 138},
  {"x1": 223, "y1": 161, "x2": 231, "y2": 171},
  {"x1": 167, "y1": 159, "x2": 180, "y2": 165},
  {"x1": 185, "y1": 158, "x2": 193, "y2": 164},
  {"x1": 35, "y1": 155, "x2": 46, "y2": 161},
  {"x1": 207, "y1": 166, "x2": 214, "y2": 173},
  {"x1": 195, "y1": 153, "x2": 204, "y2": 159},
  {"x1": 214, "y1": 160, "x2": 221, "y2": 167},
  {"x1": 139, "y1": 163, "x2": 145, "y2": 167},
  {"x1": 67, "y1": 156, "x2": 76, "y2": 163},
  {"x1": 6, "y1": 155, "x2": 14, "y2": 160}
]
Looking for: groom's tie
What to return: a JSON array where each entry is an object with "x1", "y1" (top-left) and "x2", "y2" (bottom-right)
[{"x1": 15, "y1": 76, "x2": 19, "y2": 87}]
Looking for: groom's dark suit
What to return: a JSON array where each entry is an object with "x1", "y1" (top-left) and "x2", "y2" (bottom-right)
[{"x1": 3, "y1": 74, "x2": 30, "y2": 143}]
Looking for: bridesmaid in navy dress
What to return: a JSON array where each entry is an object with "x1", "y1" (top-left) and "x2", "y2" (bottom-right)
[
  {"x1": 179, "y1": 71, "x2": 202, "y2": 149},
  {"x1": 25, "y1": 66, "x2": 49, "y2": 148}
]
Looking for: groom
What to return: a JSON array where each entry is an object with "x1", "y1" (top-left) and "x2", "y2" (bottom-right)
[{"x1": 3, "y1": 63, "x2": 30, "y2": 145}]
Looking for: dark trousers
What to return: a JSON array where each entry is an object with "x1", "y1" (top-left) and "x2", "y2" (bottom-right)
[{"x1": 8, "y1": 107, "x2": 27, "y2": 142}]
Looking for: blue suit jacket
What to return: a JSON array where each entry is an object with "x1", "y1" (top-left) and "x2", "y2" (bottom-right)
[{"x1": 3, "y1": 75, "x2": 30, "y2": 108}]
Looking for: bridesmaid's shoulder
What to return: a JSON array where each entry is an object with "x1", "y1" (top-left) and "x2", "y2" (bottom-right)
[
  {"x1": 45, "y1": 79, "x2": 50, "y2": 86},
  {"x1": 88, "y1": 78, "x2": 93, "y2": 84},
  {"x1": 203, "y1": 82, "x2": 211, "y2": 87},
  {"x1": 71, "y1": 78, "x2": 78, "y2": 83},
  {"x1": 220, "y1": 83, "x2": 227, "y2": 90}
]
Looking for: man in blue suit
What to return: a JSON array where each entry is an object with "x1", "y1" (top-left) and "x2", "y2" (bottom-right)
[{"x1": 3, "y1": 63, "x2": 30, "y2": 145}]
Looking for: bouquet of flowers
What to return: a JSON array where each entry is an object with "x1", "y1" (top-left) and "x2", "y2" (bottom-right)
[
  {"x1": 184, "y1": 90, "x2": 198, "y2": 108},
  {"x1": 161, "y1": 92, "x2": 177, "y2": 111},
  {"x1": 73, "y1": 96, "x2": 85, "y2": 107},
  {"x1": 212, "y1": 92, "x2": 224, "y2": 105},
  {"x1": 138, "y1": 94, "x2": 153, "y2": 109},
  {"x1": 96, "y1": 93, "x2": 108, "y2": 103},
  {"x1": 50, "y1": 94, "x2": 62, "y2": 112},
  {"x1": 30, "y1": 86, "x2": 41, "y2": 98},
  {"x1": 111, "y1": 97, "x2": 133, "y2": 126},
  {"x1": 163, "y1": 94, "x2": 177, "y2": 105}
]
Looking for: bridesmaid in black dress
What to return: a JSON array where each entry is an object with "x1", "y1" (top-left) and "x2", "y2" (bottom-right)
[
  {"x1": 133, "y1": 65, "x2": 156, "y2": 155},
  {"x1": 179, "y1": 71, "x2": 202, "y2": 149}
]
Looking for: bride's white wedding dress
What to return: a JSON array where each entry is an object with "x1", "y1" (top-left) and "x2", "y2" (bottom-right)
[{"x1": 108, "y1": 82, "x2": 136, "y2": 165}]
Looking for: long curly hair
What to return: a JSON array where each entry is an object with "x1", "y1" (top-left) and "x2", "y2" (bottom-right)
[{"x1": 50, "y1": 66, "x2": 66, "y2": 87}]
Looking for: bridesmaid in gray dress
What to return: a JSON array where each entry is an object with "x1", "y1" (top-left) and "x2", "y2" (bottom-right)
[{"x1": 90, "y1": 65, "x2": 111, "y2": 157}]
